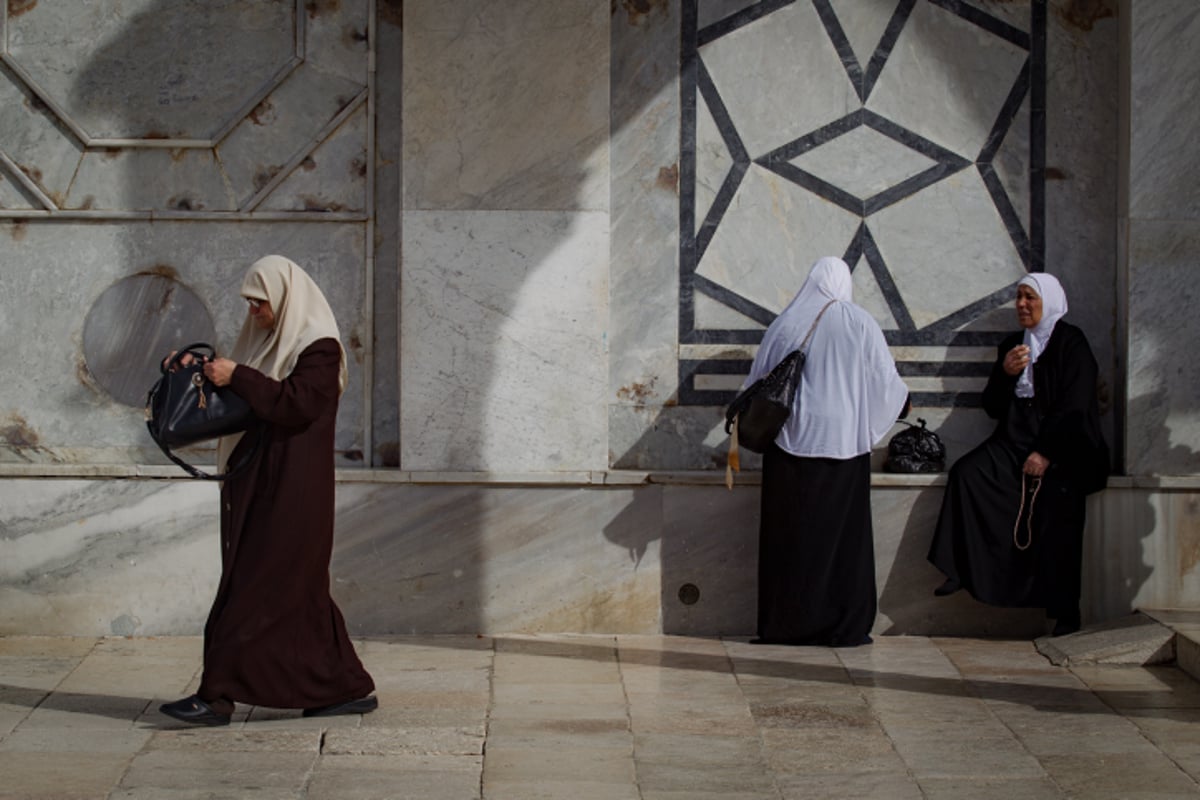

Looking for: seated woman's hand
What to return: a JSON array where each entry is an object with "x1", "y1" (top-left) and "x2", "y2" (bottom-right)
[
  {"x1": 203, "y1": 358, "x2": 237, "y2": 387},
  {"x1": 1023, "y1": 451, "x2": 1049, "y2": 477},
  {"x1": 1003, "y1": 344, "x2": 1031, "y2": 377},
  {"x1": 162, "y1": 350, "x2": 197, "y2": 371}
]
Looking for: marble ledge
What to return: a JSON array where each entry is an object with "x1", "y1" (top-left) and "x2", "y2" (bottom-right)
[{"x1": 0, "y1": 464, "x2": 1189, "y2": 491}]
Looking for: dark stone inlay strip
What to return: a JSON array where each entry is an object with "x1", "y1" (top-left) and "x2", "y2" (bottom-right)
[
  {"x1": 757, "y1": 159, "x2": 863, "y2": 216},
  {"x1": 758, "y1": 110, "x2": 864, "y2": 164},
  {"x1": 979, "y1": 162, "x2": 1032, "y2": 269},
  {"x1": 978, "y1": 57, "x2": 1031, "y2": 163},
  {"x1": 863, "y1": 160, "x2": 971, "y2": 215},
  {"x1": 693, "y1": 274, "x2": 778, "y2": 328},
  {"x1": 812, "y1": 0, "x2": 866, "y2": 101},
  {"x1": 863, "y1": 0, "x2": 918, "y2": 101},
  {"x1": 863, "y1": 110, "x2": 971, "y2": 167},
  {"x1": 1029, "y1": 0, "x2": 1046, "y2": 272},
  {"x1": 909, "y1": 282, "x2": 1021, "y2": 339},
  {"x1": 697, "y1": 0, "x2": 799, "y2": 48},
  {"x1": 679, "y1": 0, "x2": 700, "y2": 341},
  {"x1": 859, "y1": 222, "x2": 918, "y2": 332},
  {"x1": 897, "y1": 361, "x2": 992, "y2": 377},
  {"x1": 925, "y1": 0, "x2": 1031, "y2": 49}
]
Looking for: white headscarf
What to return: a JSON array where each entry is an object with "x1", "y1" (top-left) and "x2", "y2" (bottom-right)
[
  {"x1": 1014, "y1": 273, "x2": 1068, "y2": 398},
  {"x1": 217, "y1": 255, "x2": 347, "y2": 469},
  {"x1": 746, "y1": 256, "x2": 909, "y2": 458}
]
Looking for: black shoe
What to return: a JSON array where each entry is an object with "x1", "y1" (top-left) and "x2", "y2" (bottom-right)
[
  {"x1": 302, "y1": 695, "x2": 379, "y2": 718},
  {"x1": 1051, "y1": 607, "x2": 1081, "y2": 637},
  {"x1": 159, "y1": 695, "x2": 231, "y2": 726},
  {"x1": 934, "y1": 578, "x2": 961, "y2": 597}
]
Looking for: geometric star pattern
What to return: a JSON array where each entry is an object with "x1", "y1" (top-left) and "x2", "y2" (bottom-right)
[{"x1": 680, "y1": 0, "x2": 1046, "y2": 407}]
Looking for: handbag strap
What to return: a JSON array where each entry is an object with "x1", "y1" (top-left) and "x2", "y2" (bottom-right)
[
  {"x1": 799, "y1": 299, "x2": 837, "y2": 353},
  {"x1": 147, "y1": 421, "x2": 264, "y2": 481}
]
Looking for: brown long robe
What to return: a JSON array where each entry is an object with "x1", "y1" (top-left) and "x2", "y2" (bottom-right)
[{"x1": 198, "y1": 338, "x2": 374, "y2": 709}]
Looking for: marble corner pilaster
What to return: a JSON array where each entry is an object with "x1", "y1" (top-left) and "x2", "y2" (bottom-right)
[
  {"x1": 1124, "y1": 219, "x2": 1200, "y2": 476},
  {"x1": 610, "y1": 0, "x2": 682, "y2": 411},
  {"x1": 402, "y1": 0, "x2": 610, "y2": 212},
  {"x1": 400, "y1": 210, "x2": 609, "y2": 472}
]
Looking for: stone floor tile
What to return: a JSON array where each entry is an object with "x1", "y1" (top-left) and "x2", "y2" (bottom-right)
[
  {"x1": 492, "y1": 681, "x2": 627, "y2": 705},
  {"x1": 486, "y1": 716, "x2": 632, "y2": 749},
  {"x1": 17, "y1": 690, "x2": 151, "y2": 729},
  {"x1": 634, "y1": 760, "x2": 777, "y2": 794},
  {"x1": 360, "y1": 703, "x2": 488, "y2": 729},
  {"x1": 0, "y1": 751, "x2": 130, "y2": 798},
  {"x1": 747, "y1": 697, "x2": 876, "y2": 730},
  {"x1": 641, "y1": 793, "x2": 780, "y2": 800},
  {"x1": 0, "y1": 636, "x2": 98, "y2": 659},
  {"x1": 1038, "y1": 751, "x2": 1200, "y2": 797},
  {"x1": 759, "y1": 727, "x2": 906, "y2": 774},
  {"x1": 1123, "y1": 707, "x2": 1200, "y2": 781},
  {"x1": 483, "y1": 744, "x2": 636, "y2": 784},
  {"x1": 118, "y1": 749, "x2": 316, "y2": 794},
  {"x1": 489, "y1": 700, "x2": 629, "y2": 724},
  {"x1": 0, "y1": 726, "x2": 151, "y2": 753},
  {"x1": 990, "y1": 703, "x2": 1160, "y2": 756},
  {"x1": 886, "y1": 731, "x2": 1046, "y2": 780},
  {"x1": 483, "y1": 779, "x2": 640, "y2": 800},
  {"x1": 918, "y1": 777, "x2": 1065, "y2": 799},
  {"x1": 144, "y1": 728, "x2": 321, "y2": 752},
  {"x1": 1070, "y1": 664, "x2": 1200, "y2": 708},
  {"x1": 307, "y1": 753, "x2": 483, "y2": 800},
  {"x1": 323, "y1": 726, "x2": 485, "y2": 756},
  {"x1": 777, "y1": 770, "x2": 922, "y2": 800}
]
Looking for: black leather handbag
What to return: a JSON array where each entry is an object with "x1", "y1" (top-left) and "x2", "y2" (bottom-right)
[
  {"x1": 145, "y1": 343, "x2": 261, "y2": 480},
  {"x1": 724, "y1": 300, "x2": 835, "y2": 455},
  {"x1": 883, "y1": 418, "x2": 946, "y2": 473}
]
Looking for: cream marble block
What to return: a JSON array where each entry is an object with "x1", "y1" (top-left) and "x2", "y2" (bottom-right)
[
  {"x1": 867, "y1": 0, "x2": 1028, "y2": 159},
  {"x1": 1126, "y1": 219, "x2": 1200, "y2": 476},
  {"x1": 1128, "y1": 0, "x2": 1200, "y2": 220},
  {"x1": 699, "y1": 1, "x2": 859, "y2": 160},
  {"x1": 0, "y1": 222, "x2": 367, "y2": 465},
  {"x1": 330, "y1": 483, "x2": 662, "y2": 635},
  {"x1": 401, "y1": 211, "x2": 608, "y2": 472},
  {"x1": 0, "y1": 479, "x2": 219, "y2": 636},
  {"x1": 402, "y1": 0, "x2": 610, "y2": 212}
]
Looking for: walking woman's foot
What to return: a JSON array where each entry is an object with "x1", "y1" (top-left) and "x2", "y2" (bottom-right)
[
  {"x1": 159, "y1": 694, "x2": 232, "y2": 726},
  {"x1": 302, "y1": 695, "x2": 379, "y2": 718},
  {"x1": 933, "y1": 578, "x2": 961, "y2": 596}
]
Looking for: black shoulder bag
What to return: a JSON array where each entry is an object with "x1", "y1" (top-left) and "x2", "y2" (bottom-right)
[{"x1": 145, "y1": 343, "x2": 262, "y2": 480}]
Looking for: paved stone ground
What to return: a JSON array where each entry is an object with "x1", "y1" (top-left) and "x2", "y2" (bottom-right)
[{"x1": 2, "y1": 633, "x2": 1200, "y2": 799}]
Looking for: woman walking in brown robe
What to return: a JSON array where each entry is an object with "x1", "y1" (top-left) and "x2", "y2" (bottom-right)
[{"x1": 161, "y1": 255, "x2": 376, "y2": 726}]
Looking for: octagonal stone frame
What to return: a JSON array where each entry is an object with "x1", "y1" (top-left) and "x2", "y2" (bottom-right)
[{"x1": 0, "y1": 0, "x2": 307, "y2": 150}]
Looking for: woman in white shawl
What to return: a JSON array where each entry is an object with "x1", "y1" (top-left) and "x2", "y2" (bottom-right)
[
  {"x1": 747, "y1": 256, "x2": 910, "y2": 647},
  {"x1": 160, "y1": 255, "x2": 376, "y2": 726},
  {"x1": 928, "y1": 273, "x2": 1108, "y2": 637}
]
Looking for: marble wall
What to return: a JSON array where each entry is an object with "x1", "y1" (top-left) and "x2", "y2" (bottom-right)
[{"x1": 2, "y1": 0, "x2": 1195, "y2": 637}]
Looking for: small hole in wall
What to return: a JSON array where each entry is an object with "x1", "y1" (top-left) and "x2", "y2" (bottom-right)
[{"x1": 677, "y1": 583, "x2": 700, "y2": 606}]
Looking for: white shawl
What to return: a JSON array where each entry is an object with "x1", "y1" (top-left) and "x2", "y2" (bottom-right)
[{"x1": 1015, "y1": 273, "x2": 1068, "y2": 398}]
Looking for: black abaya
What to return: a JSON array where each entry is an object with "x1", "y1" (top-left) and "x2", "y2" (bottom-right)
[{"x1": 757, "y1": 447, "x2": 875, "y2": 646}]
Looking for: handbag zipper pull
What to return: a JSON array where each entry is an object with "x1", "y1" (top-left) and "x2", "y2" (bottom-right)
[{"x1": 192, "y1": 373, "x2": 207, "y2": 409}]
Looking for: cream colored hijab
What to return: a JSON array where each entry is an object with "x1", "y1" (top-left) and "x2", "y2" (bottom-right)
[{"x1": 217, "y1": 255, "x2": 347, "y2": 470}]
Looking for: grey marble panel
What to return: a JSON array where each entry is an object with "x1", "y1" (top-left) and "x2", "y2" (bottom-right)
[
  {"x1": 0, "y1": 479, "x2": 219, "y2": 636},
  {"x1": 867, "y1": 1, "x2": 1028, "y2": 159},
  {"x1": 870, "y1": 172, "x2": 1026, "y2": 328},
  {"x1": 0, "y1": 222, "x2": 366, "y2": 464},
  {"x1": 1126, "y1": 219, "x2": 1200, "y2": 476},
  {"x1": 66, "y1": 149, "x2": 234, "y2": 212},
  {"x1": 610, "y1": 0, "x2": 682, "y2": 415},
  {"x1": 792, "y1": 126, "x2": 939, "y2": 201},
  {"x1": 698, "y1": 0, "x2": 758, "y2": 29},
  {"x1": 402, "y1": 0, "x2": 610, "y2": 212},
  {"x1": 0, "y1": 67, "x2": 83, "y2": 206},
  {"x1": 694, "y1": 79, "x2": 733, "y2": 238},
  {"x1": 0, "y1": 170, "x2": 33, "y2": 209},
  {"x1": 1129, "y1": 0, "x2": 1200, "y2": 220},
  {"x1": 331, "y1": 483, "x2": 663, "y2": 635},
  {"x1": 828, "y1": 0, "x2": 905, "y2": 74},
  {"x1": 400, "y1": 210, "x2": 608, "y2": 472},
  {"x1": 609, "y1": 406, "x2": 732, "y2": 472},
  {"x1": 216, "y1": 62, "x2": 367, "y2": 209},
  {"x1": 6, "y1": 0, "x2": 297, "y2": 141},
  {"x1": 260, "y1": 106, "x2": 368, "y2": 213},
  {"x1": 303, "y1": 0, "x2": 372, "y2": 86},
  {"x1": 699, "y1": 1, "x2": 859, "y2": 160}
]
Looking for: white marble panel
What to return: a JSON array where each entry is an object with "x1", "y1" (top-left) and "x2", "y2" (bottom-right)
[
  {"x1": 828, "y1": 0, "x2": 901, "y2": 75},
  {"x1": 0, "y1": 222, "x2": 366, "y2": 464},
  {"x1": 870, "y1": 170, "x2": 1026, "y2": 328},
  {"x1": 1126, "y1": 219, "x2": 1200, "y2": 476},
  {"x1": 0, "y1": 479, "x2": 219, "y2": 636},
  {"x1": 217, "y1": 63, "x2": 367, "y2": 208},
  {"x1": 699, "y1": 1, "x2": 859, "y2": 159},
  {"x1": 694, "y1": 292, "x2": 764, "y2": 330},
  {"x1": 400, "y1": 211, "x2": 608, "y2": 472},
  {"x1": 698, "y1": 166, "x2": 862, "y2": 315},
  {"x1": 698, "y1": 0, "x2": 758, "y2": 29},
  {"x1": 610, "y1": 0, "x2": 682, "y2": 413},
  {"x1": 260, "y1": 107, "x2": 368, "y2": 213},
  {"x1": 867, "y1": 0, "x2": 1028, "y2": 158},
  {"x1": 6, "y1": 0, "x2": 297, "y2": 141},
  {"x1": 1129, "y1": 1, "x2": 1200, "y2": 219},
  {"x1": 695, "y1": 87, "x2": 734, "y2": 237},
  {"x1": 66, "y1": 149, "x2": 234, "y2": 212},
  {"x1": 992, "y1": 95, "x2": 1032, "y2": 232},
  {"x1": 851, "y1": 256, "x2": 899, "y2": 331},
  {"x1": 609, "y1": 406, "x2": 731, "y2": 471},
  {"x1": 0, "y1": 69, "x2": 84, "y2": 206},
  {"x1": 792, "y1": 126, "x2": 938, "y2": 201},
  {"x1": 402, "y1": 0, "x2": 610, "y2": 212}
]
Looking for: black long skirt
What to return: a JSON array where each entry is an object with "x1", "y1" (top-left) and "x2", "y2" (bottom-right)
[
  {"x1": 757, "y1": 447, "x2": 875, "y2": 647},
  {"x1": 927, "y1": 429, "x2": 1086, "y2": 613}
]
